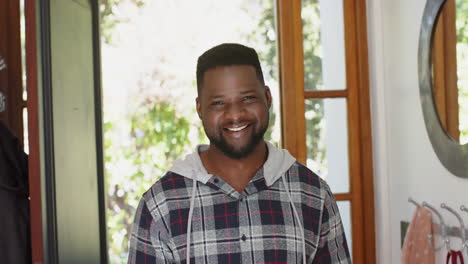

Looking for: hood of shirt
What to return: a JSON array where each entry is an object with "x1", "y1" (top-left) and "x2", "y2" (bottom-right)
[{"x1": 169, "y1": 141, "x2": 296, "y2": 187}]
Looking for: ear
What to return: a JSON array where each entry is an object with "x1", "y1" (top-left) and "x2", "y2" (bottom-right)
[
  {"x1": 264, "y1": 86, "x2": 272, "y2": 109},
  {"x1": 196, "y1": 97, "x2": 202, "y2": 119}
]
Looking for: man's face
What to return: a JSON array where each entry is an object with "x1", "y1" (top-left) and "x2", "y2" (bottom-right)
[{"x1": 196, "y1": 65, "x2": 272, "y2": 159}]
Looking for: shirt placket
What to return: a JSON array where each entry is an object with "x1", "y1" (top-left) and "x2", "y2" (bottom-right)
[
  {"x1": 209, "y1": 170, "x2": 267, "y2": 264},
  {"x1": 237, "y1": 194, "x2": 252, "y2": 263},
  {"x1": 210, "y1": 176, "x2": 242, "y2": 263}
]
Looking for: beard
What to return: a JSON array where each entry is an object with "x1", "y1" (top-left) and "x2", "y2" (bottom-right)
[{"x1": 205, "y1": 119, "x2": 269, "y2": 160}]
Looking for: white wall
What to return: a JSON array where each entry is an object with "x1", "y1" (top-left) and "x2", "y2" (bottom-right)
[{"x1": 367, "y1": 0, "x2": 468, "y2": 263}]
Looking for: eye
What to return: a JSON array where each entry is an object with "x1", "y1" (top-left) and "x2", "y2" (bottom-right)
[
  {"x1": 242, "y1": 95, "x2": 256, "y2": 103},
  {"x1": 211, "y1": 101, "x2": 224, "y2": 106}
]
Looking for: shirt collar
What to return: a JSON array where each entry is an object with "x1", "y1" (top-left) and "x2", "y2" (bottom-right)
[{"x1": 206, "y1": 167, "x2": 269, "y2": 199}]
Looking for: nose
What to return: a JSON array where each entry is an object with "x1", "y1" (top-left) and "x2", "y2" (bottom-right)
[{"x1": 224, "y1": 102, "x2": 246, "y2": 122}]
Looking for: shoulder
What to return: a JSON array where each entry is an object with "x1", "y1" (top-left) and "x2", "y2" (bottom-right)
[
  {"x1": 141, "y1": 171, "x2": 191, "y2": 208},
  {"x1": 289, "y1": 161, "x2": 328, "y2": 187},
  {"x1": 286, "y1": 161, "x2": 334, "y2": 199},
  {"x1": 136, "y1": 172, "x2": 191, "y2": 233}
]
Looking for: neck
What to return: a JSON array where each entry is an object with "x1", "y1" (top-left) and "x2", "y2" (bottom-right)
[{"x1": 200, "y1": 141, "x2": 268, "y2": 192}]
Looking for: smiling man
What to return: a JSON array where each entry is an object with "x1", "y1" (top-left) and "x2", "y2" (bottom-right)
[{"x1": 128, "y1": 43, "x2": 351, "y2": 264}]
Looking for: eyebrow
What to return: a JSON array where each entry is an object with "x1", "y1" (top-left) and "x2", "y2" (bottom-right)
[
  {"x1": 209, "y1": 89, "x2": 256, "y2": 99},
  {"x1": 240, "y1": 90, "x2": 255, "y2": 94}
]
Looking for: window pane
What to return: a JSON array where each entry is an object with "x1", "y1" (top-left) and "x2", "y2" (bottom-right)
[
  {"x1": 100, "y1": 1, "x2": 279, "y2": 262},
  {"x1": 337, "y1": 201, "x2": 352, "y2": 257},
  {"x1": 305, "y1": 98, "x2": 349, "y2": 193},
  {"x1": 456, "y1": 0, "x2": 468, "y2": 144},
  {"x1": 302, "y1": 0, "x2": 346, "y2": 91}
]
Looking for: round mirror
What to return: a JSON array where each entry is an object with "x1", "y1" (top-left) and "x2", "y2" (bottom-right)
[
  {"x1": 431, "y1": 0, "x2": 468, "y2": 145},
  {"x1": 419, "y1": 0, "x2": 468, "y2": 178}
]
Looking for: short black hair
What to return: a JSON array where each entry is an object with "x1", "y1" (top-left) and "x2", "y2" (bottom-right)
[{"x1": 196, "y1": 43, "x2": 265, "y2": 94}]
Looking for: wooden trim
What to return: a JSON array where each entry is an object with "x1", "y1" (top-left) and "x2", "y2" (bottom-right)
[
  {"x1": 25, "y1": 0, "x2": 44, "y2": 263},
  {"x1": 432, "y1": 10, "x2": 448, "y2": 127},
  {"x1": 277, "y1": 0, "x2": 306, "y2": 163},
  {"x1": 277, "y1": 0, "x2": 376, "y2": 262},
  {"x1": 334, "y1": 193, "x2": 352, "y2": 201},
  {"x1": 443, "y1": 0, "x2": 458, "y2": 140},
  {"x1": 304, "y1": 90, "x2": 348, "y2": 99},
  {"x1": 432, "y1": 0, "x2": 459, "y2": 141},
  {"x1": 355, "y1": 0, "x2": 377, "y2": 262},
  {"x1": 342, "y1": 0, "x2": 365, "y2": 262}
]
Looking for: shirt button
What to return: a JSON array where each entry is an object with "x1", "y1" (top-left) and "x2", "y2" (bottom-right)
[
  {"x1": 239, "y1": 197, "x2": 244, "y2": 202},
  {"x1": 213, "y1": 178, "x2": 219, "y2": 184},
  {"x1": 241, "y1": 234, "x2": 247, "y2": 241}
]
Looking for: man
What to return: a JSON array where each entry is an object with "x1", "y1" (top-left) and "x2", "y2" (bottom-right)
[{"x1": 128, "y1": 43, "x2": 350, "y2": 264}]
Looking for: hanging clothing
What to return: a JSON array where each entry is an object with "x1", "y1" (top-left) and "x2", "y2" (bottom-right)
[
  {"x1": 446, "y1": 250, "x2": 464, "y2": 264},
  {"x1": 0, "y1": 121, "x2": 31, "y2": 264},
  {"x1": 402, "y1": 205, "x2": 435, "y2": 264}
]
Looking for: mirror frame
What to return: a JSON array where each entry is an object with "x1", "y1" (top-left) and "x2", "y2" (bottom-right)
[{"x1": 419, "y1": 0, "x2": 468, "y2": 178}]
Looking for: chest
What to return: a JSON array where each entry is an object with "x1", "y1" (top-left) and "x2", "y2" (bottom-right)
[{"x1": 163, "y1": 185, "x2": 323, "y2": 263}]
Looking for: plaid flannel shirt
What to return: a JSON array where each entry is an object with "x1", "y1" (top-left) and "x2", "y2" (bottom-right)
[{"x1": 128, "y1": 161, "x2": 351, "y2": 264}]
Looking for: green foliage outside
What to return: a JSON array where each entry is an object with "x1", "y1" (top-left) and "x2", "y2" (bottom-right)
[
  {"x1": 301, "y1": 0, "x2": 326, "y2": 174},
  {"x1": 456, "y1": 0, "x2": 468, "y2": 143},
  {"x1": 246, "y1": 0, "x2": 279, "y2": 144},
  {"x1": 104, "y1": 100, "x2": 199, "y2": 262},
  {"x1": 456, "y1": 0, "x2": 468, "y2": 44},
  {"x1": 302, "y1": 0, "x2": 323, "y2": 91},
  {"x1": 99, "y1": 0, "x2": 144, "y2": 44}
]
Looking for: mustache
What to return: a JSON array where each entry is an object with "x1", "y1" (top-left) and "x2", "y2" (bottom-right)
[{"x1": 222, "y1": 120, "x2": 255, "y2": 127}]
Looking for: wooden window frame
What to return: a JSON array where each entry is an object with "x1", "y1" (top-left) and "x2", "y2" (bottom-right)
[
  {"x1": 432, "y1": 0, "x2": 459, "y2": 141},
  {"x1": 276, "y1": 0, "x2": 376, "y2": 263}
]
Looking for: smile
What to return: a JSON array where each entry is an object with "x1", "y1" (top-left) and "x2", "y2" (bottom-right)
[{"x1": 226, "y1": 124, "x2": 248, "y2": 132}]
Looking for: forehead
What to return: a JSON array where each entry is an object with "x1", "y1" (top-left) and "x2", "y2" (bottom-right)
[{"x1": 201, "y1": 65, "x2": 261, "y2": 92}]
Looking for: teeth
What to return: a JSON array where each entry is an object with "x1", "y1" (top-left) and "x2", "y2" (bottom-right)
[{"x1": 227, "y1": 125, "x2": 248, "y2": 132}]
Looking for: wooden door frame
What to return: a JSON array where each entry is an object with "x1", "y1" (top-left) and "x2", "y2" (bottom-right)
[
  {"x1": 276, "y1": 0, "x2": 376, "y2": 262},
  {"x1": 25, "y1": 0, "x2": 44, "y2": 263}
]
